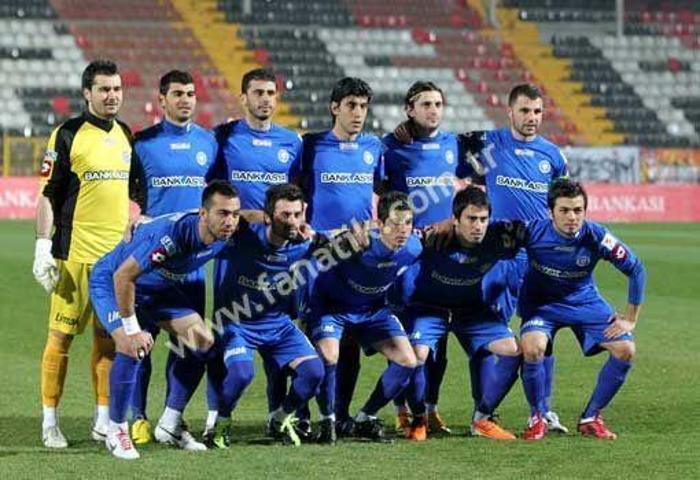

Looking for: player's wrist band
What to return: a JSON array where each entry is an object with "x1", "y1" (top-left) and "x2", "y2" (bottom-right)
[{"x1": 122, "y1": 314, "x2": 142, "y2": 335}]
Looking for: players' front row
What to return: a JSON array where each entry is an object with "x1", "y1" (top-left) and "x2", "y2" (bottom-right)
[{"x1": 89, "y1": 178, "x2": 645, "y2": 459}]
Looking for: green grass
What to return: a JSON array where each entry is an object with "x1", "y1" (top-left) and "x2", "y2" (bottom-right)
[{"x1": 1, "y1": 221, "x2": 698, "y2": 479}]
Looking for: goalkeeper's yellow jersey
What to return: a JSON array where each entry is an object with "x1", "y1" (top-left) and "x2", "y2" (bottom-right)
[{"x1": 39, "y1": 111, "x2": 134, "y2": 264}]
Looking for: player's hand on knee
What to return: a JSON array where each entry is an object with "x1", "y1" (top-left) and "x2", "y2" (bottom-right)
[
  {"x1": 604, "y1": 313, "x2": 635, "y2": 339},
  {"x1": 128, "y1": 331, "x2": 154, "y2": 359},
  {"x1": 33, "y1": 238, "x2": 59, "y2": 293}
]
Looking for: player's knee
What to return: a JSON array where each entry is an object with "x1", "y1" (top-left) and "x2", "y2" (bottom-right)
[
  {"x1": 298, "y1": 357, "x2": 325, "y2": 385},
  {"x1": 197, "y1": 329, "x2": 215, "y2": 352},
  {"x1": 521, "y1": 336, "x2": 546, "y2": 362},
  {"x1": 413, "y1": 345, "x2": 429, "y2": 364},
  {"x1": 47, "y1": 329, "x2": 73, "y2": 351},
  {"x1": 395, "y1": 349, "x2": 417, "y2": 369},
  {"x1": 229, "y1": 362, "x2": 255, "y2": 387},
  {"x1": 611, "y1": 341, "x2": 636, "y2": 362}
]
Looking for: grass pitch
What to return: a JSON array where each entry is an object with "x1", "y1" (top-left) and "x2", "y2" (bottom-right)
[{"x1": 0, "y1": 221, "x2": 698, "y2": 479}]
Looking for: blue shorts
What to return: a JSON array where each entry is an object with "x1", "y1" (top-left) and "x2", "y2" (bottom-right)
[
  {"x1": 89, "y1": 272, "x2": 204, "y2": 335},
  {"x1": 402, "y1": 305, "x2": 514, "y2": 357},
  {"x1": 222, "y1": 320, "x2": 317, "y2": 368},
  {"x1": 308, "y1": 307, "x2": 406, "y2": 355},
  {"x1": 520, "y1": 299, "x2": 633, "y2": 356}
]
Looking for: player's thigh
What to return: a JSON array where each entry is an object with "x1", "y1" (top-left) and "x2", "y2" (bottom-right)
[
  {"x1": 159, "y1": 312, "x2": 213, "y2": 351},
  {"x1": 373, "y1": 336, "x2": 416, "y2": 368},
  {"x1": 49, "y1": 260, "x2": 94, "y2": 336}
]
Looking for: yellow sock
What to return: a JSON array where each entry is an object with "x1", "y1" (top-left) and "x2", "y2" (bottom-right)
[
  {"x1": 91, "y1": 333, "x2": 114, "y2": 406},
  {"x1": 41, "y1": 334, "x2": 71, "y2": 407}
]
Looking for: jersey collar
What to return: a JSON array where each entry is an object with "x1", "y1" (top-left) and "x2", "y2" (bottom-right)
[
  {"x1": 84, "y1": 111, "x2": 114, "y2": 132},
  {"x1": 162, "y1": 119, "x2": 192, "y2": 135}
]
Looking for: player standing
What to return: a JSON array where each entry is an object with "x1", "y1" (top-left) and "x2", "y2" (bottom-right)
[
  {"x1": 298, "y1": 77, "x2": 384, "y2": 435},
  {"x1": 207, "y1": 67, "x2": 304, "y2": 438},
  {"x1": 128, "y1": 69, "x2": 217, "y2": 444},
  {"x1": 384, "y1": 81, "x2": 465, "y2": 435},
  {"x1": 518, "y1": 179, "x2": 645, "y2": 440},
  {"x1": 33, "y1": 60, "x2": 135, "y2": 448}
]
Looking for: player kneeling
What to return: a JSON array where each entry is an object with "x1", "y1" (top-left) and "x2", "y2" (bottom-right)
[
  {"x1": 518, "y1": 179, "x2": 645, "y2": 440},
  {"x1": 89, "y1": 181, "x2": 241, "y2": 459}
]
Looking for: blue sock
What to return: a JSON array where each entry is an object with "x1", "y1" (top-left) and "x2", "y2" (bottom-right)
[
  {"x1": 335, "y1": 340, "x2": 361, "y2": 421},
  {"x1": 392, "y1": 357, "x2": 407, "y2": 408},
  {"x1": 110, "y1": 353, "x2": 140, "y2": 423},
  {"x1": 361, "y1": 362, "x2": 414, "y2": 416},
  {"x1": 478, "y1": 354, "x2": 522, "y2": 414},
  {"x1": 543, "y1": 355, "x2": 555, "y2": 412},
  {"x1": 130, "y1": 354, "x2": 151, "y2": 420},
  {"x1": 469, "y1": 353, "x2": 497, "y2": 406},
  {"x1": 521, "y1": 359, "x2": 546, "y2": 416},
  {"x1": 166, "y1": 350, "x2": 205, "y2": 412},
  {"x1": 205, "y1": 355, "x2": 226, "y2": 411},
  {"x1": 582, "y1": 356, "x2": 632, "y2": 419},
  {"x1": 425, "y1": 336, "x2": 448, "y2": 405},
  {"x1": 405, "y1": 363, "x2": 426, "y2": 416},
  {"x1": 283, "y1": 358, "x2": 324, "y2": 414},
  {"x1": 220, "y1": 361, "x2": 255, "y2": 418},
  {"x1": 263, "y1": 359, "x2": 287, "y2": 413},
  {"x1": 317, "y1": 363, "x2": 337, "y2": 417}
]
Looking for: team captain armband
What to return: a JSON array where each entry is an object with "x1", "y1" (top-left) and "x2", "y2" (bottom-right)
[{"x1": 601, "y1": 232, "x2": 627, "y2": 261}]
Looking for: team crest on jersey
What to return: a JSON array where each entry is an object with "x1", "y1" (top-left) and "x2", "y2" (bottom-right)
[
  {"x1": 277, "y1": 148, "x2": 290, "y2": 164},
  {"x1": 445, "y1": 150, "x2": 455, "y2": 164},
  {"x1": 122, "y1": 150, "x2": 131, "y2": 164},
  {"x1": 576, "y1": 255, "x2": 591, "y2": 267},
  {"x1": 41, "y1": 150, "x2": 57, "y2": 177},
  {"x1": 363, "y1": 151, "x2": 374, "y2": 165},
  {"x1": 538, "y1": 161, "x2": 551, "y2": 174},
  {"x1": 196, "y1": 151, "x2": 207, "y2": 166}
]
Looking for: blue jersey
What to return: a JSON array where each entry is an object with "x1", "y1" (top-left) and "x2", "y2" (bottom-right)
[
  {"x1": 92, "y1": 211, "x2": 228, "y2": 292},
  {"x1": 208, "y1": 119, "x2": 303, "y2": 210},
  {"x1": 383, "y1": 131, "x2": 464, "y2": 228},
  {"x1": 460, "y1": 128, "x2": 568, "y2": 221},
  {"x1": 519, "y1": 219, "x2": 646, "y2": 315},
  {"x1": 301, "y1": 130, "x2": 384, "y2": 230},
  {"x1": 312, "y1": 233, "x2": 422, "y2": 313},
  {"x1": 132, "y1": 121, "x2": 217, "y2": 217},
  {"x1": 213, "y1": 223, "x2": 326, "y2": 330},
  {"x1": 399, "y1": 221, "x2": 525, "y2": 314}
]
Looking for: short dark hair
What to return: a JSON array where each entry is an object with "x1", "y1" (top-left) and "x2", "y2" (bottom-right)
[
  {"x1": 330, "y1": 77, "x2": 373, "y2": 108},
  {"x1": 377, "y1": 191, "x2": 412, "y2": 223},
  {"x1": 453, "y1": 186, "x2": 491, "y2": 219},
  {"x1": 404, "y1": 80, "x2": 444, "y2": 109},
  {"x1": 159, "y1": 70, "x2": 194, "y2": 95},
  {"x1": 202, "y1": 180, "x2": 239, "y2": 209},
  {"x1": 242, "y1": 68, "x2": 277, "y2": 94},
  {"x1": 264, "y1": 183, "x2": 305, "y2": 217},
  {"x1": 508, "y1": 83, "x2": 542, "y2": 107},
  {"x1": 82, "y1": 60, "x2": 119, "y2": 91},
  {"x1": 547, "y1": 178, "x2": 587, "y2": 210}
]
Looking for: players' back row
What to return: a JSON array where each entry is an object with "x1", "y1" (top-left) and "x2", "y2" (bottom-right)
[{"x1": 32, "y1": 60, "x2": 644, "y2": 459}]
